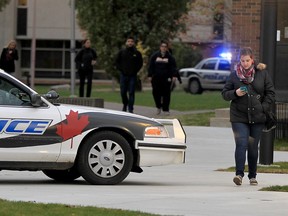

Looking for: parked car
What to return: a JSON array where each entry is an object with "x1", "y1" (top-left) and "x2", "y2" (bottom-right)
[
  {"x1": 179, "y1": 57, "x2": 231, "y2": 94},
  {"x1": 0, "y1": 69, "x2": 186, "y2": 185}
]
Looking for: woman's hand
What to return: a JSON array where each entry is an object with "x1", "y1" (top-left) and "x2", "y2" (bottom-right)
[{"x1": 236, "y1": 88, "x2": 247, "y2": 96}]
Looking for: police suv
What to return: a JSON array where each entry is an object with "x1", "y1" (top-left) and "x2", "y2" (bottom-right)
[{"x1": 0, "y1": 69, "x2": 186, "y2": 185}]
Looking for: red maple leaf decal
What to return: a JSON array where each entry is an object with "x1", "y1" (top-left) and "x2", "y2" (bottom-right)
[{"x1": 56, "y1": 110, "x2": 89, "y2": 148}]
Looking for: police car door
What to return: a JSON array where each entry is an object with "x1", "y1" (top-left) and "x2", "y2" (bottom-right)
[
  {"x1": 200, "y1": 59, "x2": 218, "y2": 88},
  {"x1": 0, "y1": 77, "x2": 62, "y2": 162}
]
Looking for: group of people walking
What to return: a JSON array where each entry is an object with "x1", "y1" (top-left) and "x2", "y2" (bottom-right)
[
  {"x1": 0, "y1": 37, "x2": 178, "y2": 115},
  {"x1": 77, "y1": 37, "x2": 179, "y2": 115},
  {"x1": 115, "y1": 37, "x2": 178, "y2": 114}
]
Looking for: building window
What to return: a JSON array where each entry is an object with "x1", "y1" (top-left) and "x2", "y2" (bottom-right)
[
  {"x1": 17, "y1": 8, "x2": 27, "y2": 35},
  {"x1": 20, "y1": 40, "x2": 82, "y2": 78}
]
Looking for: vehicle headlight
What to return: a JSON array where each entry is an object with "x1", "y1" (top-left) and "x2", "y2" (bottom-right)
[{"x1": 144, "y1": 126, "x2": 168, "y2": 138}]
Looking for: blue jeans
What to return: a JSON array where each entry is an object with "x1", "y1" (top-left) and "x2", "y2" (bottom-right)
[
  {"x1": 120, "y1": 74, "x2": 136, "y2": 112},
  {"x1": 231, "y1": 122, "x2": 264, "y2": 179}
]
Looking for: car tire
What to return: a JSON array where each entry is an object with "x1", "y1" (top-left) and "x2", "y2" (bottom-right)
[
  {"x1": 189, "y1": 79, "x2": 203, "y2": 94},
  {"x1": 77, "y1": 131, "x2": 133, "y2": 185},
  {"x1": 42, "y1": 167, "x2": 80, "y2": 182}
]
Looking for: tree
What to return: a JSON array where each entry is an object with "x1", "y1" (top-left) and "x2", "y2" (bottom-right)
[
  {"x1": 0, "y1": 0, "x2": 10, "y2": 11},
  {"x1": 75, "y1": 0, "x2": 190, "y2": 77}
]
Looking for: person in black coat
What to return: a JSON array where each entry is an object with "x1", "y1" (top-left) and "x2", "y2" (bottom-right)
[
  {"x1": 148, "y1": 40, "x2": 177, "y2": 115},
  {"x1": 0, "y1": 40, "x2": 19, "y2": 75},
  {"x1": 75, "y1": 39, "x2": 97, "y2": 97},
  {"x1": 222, "y1": 47, "x2": 275, "y2": 186},
  {"x1": 115, "y1": 36, "x2": 143, "y2": 113}
]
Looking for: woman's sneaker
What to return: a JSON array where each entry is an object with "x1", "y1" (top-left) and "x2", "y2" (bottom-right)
[
  {"x1": 249, "y1": 178, "x2": 258, "y2": 186},
  {"x1": 233, "y1": 175, "x2": 242, "y2": 185}
]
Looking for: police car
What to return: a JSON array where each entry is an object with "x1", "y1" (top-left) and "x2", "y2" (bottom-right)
[
  {"x1": 0, "y1": 69, "x2": 186, "y2": 185},
  {"x1": 179, "y1": 57, "x2": 231, "y2": 94}
]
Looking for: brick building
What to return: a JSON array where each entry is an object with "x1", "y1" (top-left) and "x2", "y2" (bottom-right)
[
  {"x1": 231, "y1": 0, "x2": 288, "y2": 102},
  {"x1": 230, "y1": 0, "x2": 262, "y2": 61}
]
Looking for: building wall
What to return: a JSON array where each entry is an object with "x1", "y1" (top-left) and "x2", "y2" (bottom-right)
[
  {"x1": 177, "y1": 0, "x2": 232, "y2": 59},
  {"x1": 25, "y1": 0, "x2": 83, "y2": 40},
  {"x1": 0, "y1": 0, "x2": 84, "y2": 45},
  {"x1": 0, "y1": 0, "x2": 17, "y2": 48},
  {"x1": 230, "y1": 0, "x2": 262, "y2": 62}
]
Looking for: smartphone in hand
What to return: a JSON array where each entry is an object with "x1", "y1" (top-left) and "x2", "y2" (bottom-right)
[{"x1": 240, "y1": 86, "x2": 248, "y2": 93}]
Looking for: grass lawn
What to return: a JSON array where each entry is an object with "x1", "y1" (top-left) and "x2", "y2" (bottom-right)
[
  {"x1": 36, "y1": 84, "x2": 230, "y2": 111},
  {"x1": 217, "y1": 161, "x2": 288, "y2": 174},
  {"x1": 260, "y1": 185, "x2": 288, "y2": 192},
  {"x1": 0, "y1": 199, "x2": 159, "y2": 216}
]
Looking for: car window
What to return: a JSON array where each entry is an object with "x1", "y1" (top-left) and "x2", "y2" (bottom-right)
[
  {"x1": 0, "y1": 78, "x2": 31, "y2": 106},
  {"x1": 218, "y1": 60, "x2": 231, "y2": 71},
  {"x1": 201, "y1": 60, "x2": 217, "y2": 70}
]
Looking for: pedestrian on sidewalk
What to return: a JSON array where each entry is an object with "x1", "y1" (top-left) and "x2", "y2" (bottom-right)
[
  {"x1": 75, "y1": 39, "x2": 97, "y2": 97},
  {"x1": 148, "y1": 40, "x2": 177, "y2": 115},
  {"x1": 0, "y1": 40, "x2": 19, "y2": 76},
  {"x1": 222, "y1": 47, "x2": 275, "y2": 186},
  {"x1": 115, "y1": 36, "x2": 143, "y2": 113}
]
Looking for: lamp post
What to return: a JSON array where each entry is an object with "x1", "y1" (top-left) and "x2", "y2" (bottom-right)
[
  {"x1": 259, "y1": 0, "x2": 277, "y2": 165},
  {"x1": 70, "y1": 0, "x2": 76, "y2": 96},
  {"x1": 30, "y1": 0, "x2": 36, "y2": 89}
]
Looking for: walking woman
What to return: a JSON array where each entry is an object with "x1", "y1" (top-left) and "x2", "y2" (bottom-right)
[{"x1": 222, "y1": 47, "x2": 275, "y2": 186}]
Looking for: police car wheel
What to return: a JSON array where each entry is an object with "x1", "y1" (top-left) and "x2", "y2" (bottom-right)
[
  {"x1": 42, "y1": 167, "x2": 81, "y2": 182},
  {"x1": 189, "y1": 79, "x2": 203, "y2": 94},
  {"x1": 77, "y1": 131, "x2": 133, "y2": 185}
]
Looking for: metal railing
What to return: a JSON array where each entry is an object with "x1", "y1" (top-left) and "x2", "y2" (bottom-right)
[
  {"x1": 275, "y1": 102, "x2": 288, "y2": 139},
  {"x1": 56, "y1": 97, "x2": 104, "y2": 108}
]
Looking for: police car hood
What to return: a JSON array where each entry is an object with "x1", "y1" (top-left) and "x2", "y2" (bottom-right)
[{"x1": 56, "y1": 103, "x2": 157, "y2": 123}]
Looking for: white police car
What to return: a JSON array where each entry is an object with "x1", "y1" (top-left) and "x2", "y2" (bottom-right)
[
  {"x1": 179, "y1": 57, "x2": 231, "y2": 94},
  {"x1": 0, "y1": 69, "x2": 186, "y2": 185}
]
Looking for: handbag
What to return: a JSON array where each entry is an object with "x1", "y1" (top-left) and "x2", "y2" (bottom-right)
[{"x1": 263, "y1": 110, "x2": 277, "y2": 132}]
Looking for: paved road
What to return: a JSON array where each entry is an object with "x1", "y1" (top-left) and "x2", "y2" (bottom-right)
[{"x1": 0, "y1": 125, "x2": 288, "y2": 216}]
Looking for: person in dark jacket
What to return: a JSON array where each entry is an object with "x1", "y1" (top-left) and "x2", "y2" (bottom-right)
[
  {"x1": 115, "y1": 36, "x2": 143, "y2": 113},
  {"x1": 148, "y1": 40, "x2": 177, "y2": 115},
  {"x1": 222, "y1": 47, "x2": 275, "y2": 186},
  {"x1": 75, "y1": 39, "x2": 97, "y2": 97},
  {"x1": 0, "y1": 40, "x2": 19, "y2": 75}
]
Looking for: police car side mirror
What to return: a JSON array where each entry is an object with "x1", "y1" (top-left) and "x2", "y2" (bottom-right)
[
  {"x1": 30, "y1": 93, "x2": 43, "y2": 107},
  {"x1": 42, "y1": 90, "x2": 59, "y2": 100}
]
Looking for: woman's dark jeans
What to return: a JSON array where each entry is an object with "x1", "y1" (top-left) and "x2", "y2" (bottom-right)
[{"x1": 231, "y1": 122, "x2": 264, "y2": 179}]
